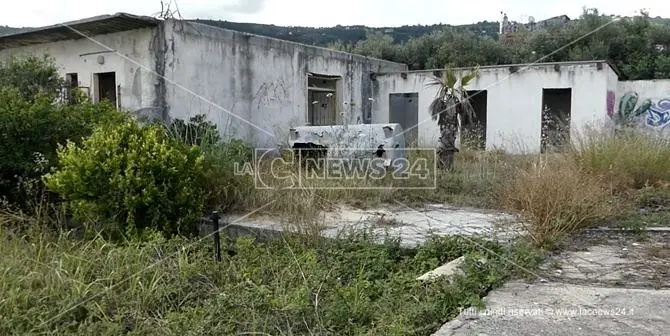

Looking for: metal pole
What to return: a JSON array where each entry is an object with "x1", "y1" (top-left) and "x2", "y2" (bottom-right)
[{"x1": 211, "y1": 211, "x2": 221, "y2": 262}]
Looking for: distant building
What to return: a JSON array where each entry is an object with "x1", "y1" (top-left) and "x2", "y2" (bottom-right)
[
  {"x1": 499, "y1": 13, "x2": 571, "y2": 40},
  {"x1": 533, "y1": 15, "x2": 571, "y2": 30}
]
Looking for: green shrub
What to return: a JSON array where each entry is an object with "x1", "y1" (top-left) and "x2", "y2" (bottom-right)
[
  {"x1": 165, "y1": 114, "x2": 221, "y2": 147},
  {"x1": 0, "y1": 87, "x2": 125, "y2": 205},
  {"x1": 202, "y1": 138, "x2": 255, "y2": 211},
  {"x1": 43, "y1": 121, "x2": 208, "y2": 237},
  {"x1": 163, "y1": 114, "x2": 255, "y2": 211},
  {"x1": 0, "y1": 55, "x2": 63, "y2": 101}
]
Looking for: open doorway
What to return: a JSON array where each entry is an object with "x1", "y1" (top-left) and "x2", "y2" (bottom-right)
[
  {"x1": 95, "y1": 72, "x2": 117, "y2": 107},
  {"x1": 463, "y1": 90, "x2": 487, "y2": 150},
  {"x1": 307, "y1": 73, "x2": 340, "y2": 125},
  {"x1": 389, "y1": 92, "x2": 419, "y2": 145},
  {"x1": 541, "y1": 88, "x2": 572, "y2": 153}
]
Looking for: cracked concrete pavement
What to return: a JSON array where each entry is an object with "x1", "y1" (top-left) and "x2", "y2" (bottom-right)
[
  {"x1": 212, "y1": 204, "x2": 670, "y2": 335},
  {"x1": 433, "y1": 230, "x2": 670, "y2": 336},
  {"x1": 219, "y1": 203, "x2": 523, "y2": 246}
]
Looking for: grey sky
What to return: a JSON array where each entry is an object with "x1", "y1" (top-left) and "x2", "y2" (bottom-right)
[{"x1": 1, "y1": 0, "x2": 668, "y2": 28}]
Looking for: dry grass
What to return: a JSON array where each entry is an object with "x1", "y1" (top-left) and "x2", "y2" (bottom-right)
[
  {"x1": 570, "y1": 128, "x2": 670, "y2": 191},
  {"x1": 499, "y1": 156, "x2": 622, "y2": 247},
  {"x1": 235, "y1": 147, "x2": 520, "y2": 222}
]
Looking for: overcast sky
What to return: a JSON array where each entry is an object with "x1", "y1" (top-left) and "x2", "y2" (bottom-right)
[{"x1": 2, "y1": 0, "x2": 669, "y2": 28}]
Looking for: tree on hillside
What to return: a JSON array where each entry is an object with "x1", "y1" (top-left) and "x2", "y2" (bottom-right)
[{"x1": 327, "y1": 8, "x2": 670, "y2": 80}]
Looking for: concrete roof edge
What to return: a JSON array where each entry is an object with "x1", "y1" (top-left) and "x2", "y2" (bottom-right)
[
  {"x1": 375, "y1": 60, "x2": 621, "y2": 77},
  {"x1": 0, "y1": 12, "x2": 160, "y2": 40}
]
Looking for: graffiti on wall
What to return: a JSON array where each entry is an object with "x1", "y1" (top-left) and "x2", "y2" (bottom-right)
[
  {"x1": 606, "y1": 90, "x2": 615, "y2": 118},
  {"x1": 253, "y1": 80, "x2": 289, "y2": 108},
  {"x1": 615, "y1": 92, "x2": 670, "y2": 130}
]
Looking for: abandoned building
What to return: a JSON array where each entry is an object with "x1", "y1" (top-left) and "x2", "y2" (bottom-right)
[
  {"x1": 371, "y1": 60, "x2": 670, "y2": 153},
  {"x1": 0, "y1": 13, "x2": 407, "y2": 149},
  {"x1": 1, "y1": 13, "x2": 668, "y2": 154}
]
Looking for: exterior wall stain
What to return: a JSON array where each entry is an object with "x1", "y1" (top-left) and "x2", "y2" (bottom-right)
[
  {"x1": 161, "y1": 20, "x2": 405, "y2": 148},
  {"x1": 149, "y1": 23, "x2": 168, "y2": 121},
  {"x1": 606, "y1": 90, "x2": 615, "y2": 117}
]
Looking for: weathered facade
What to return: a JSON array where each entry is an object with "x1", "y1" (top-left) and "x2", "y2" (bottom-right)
[
  {"x1": 1, "y1": 14, "x2": 667, "y2": 154},
  {"x1": 0, "y1": 13, "x2": 407, "y2": 148},
  {"x1": 371, "y1": 61, "x2": 618, "y2": 153},
  {"x1": 370, "y1": 60, "x2": 670, "y2": 153}
]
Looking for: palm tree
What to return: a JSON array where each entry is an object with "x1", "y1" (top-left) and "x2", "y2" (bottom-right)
[{"x1": 427, "y1": 66, "x2": 479, "y2": 170}]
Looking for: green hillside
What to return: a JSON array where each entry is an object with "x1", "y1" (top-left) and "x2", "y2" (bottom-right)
[{"x1": 190, "y1": 19, "x2": 500, "y2": 46}]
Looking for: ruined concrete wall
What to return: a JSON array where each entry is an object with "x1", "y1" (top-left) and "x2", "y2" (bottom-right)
[
  {"x1": 162, "y1": 19, "x2": 406, "y2": 149},
  {"x1": 617, "y1": 79, "x2": 670, "y2": 134},
  {"x1": 373, "y1": 62, "x2": 611, "y2": 153},
  {"x1": 604, "y1": 66, "x2": 619, "y2": 133},
  {"x1": 0, "y1": 28, "x2": 160, "y2": 117}
]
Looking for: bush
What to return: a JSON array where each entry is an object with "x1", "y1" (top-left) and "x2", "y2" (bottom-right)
[
  {"x1": 165, "y1": 114, "x2": 221, "y2": 147},
  {"x1": 0, "y1": 87, "x2": 125, "y2": 205},
  {"x1": 163, "y1": 114, "x2": 255, "y2": 212},
  {"x1": 203, "y1": 138, "x2": 255, "y2": 211},
  {"x1": 0, "y1": 55, "x2": 127, "y2": 206},
  {"x1": 44, "y1": 121, "x2": 208, "y2": 237},
  {"x1": 0, "y1": 55, "x2": 63, "y2": 101}
]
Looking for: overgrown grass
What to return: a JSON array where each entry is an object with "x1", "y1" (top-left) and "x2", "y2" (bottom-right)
[
  {"x1": 5, "y1": 114, "x2": 666, "y2": 334},
  {"x1": 497, "y1": 129, "x2": 670, "y2": 247},
  {"x1": 0, "y1": 211, "x2": 543, "y2": 336},
  {"x1": 499, "y1": 156, "x2": 621, "y2": 247},
  {"x1": 190, "y1": 127, "x2": 670, "y2": 247},
  {"x1": 231, "y1": 148, "x2": 519, "y2": 221},
  {"x1": 570, "y1": 128, "x2": 670, "y2": 191}
]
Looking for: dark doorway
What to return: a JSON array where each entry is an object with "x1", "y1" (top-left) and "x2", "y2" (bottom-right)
[
  {"x1": 541, "y1": 88, "x2": 572, "y2": 153},
  {"x1": 307, "y1": 74, "x2": 340, "y2": 125},
  {"x1": 389, "y1": 92, "x2": 419, "y2": 145},
  {"x1": 463, "y1": 90, "x2": 487, "y2": 150},
  {"x1": 64, "y1": 73, "x2": 78, "y2": 103},
  {"x1": 95, "y1": 72, "x2": 117, "y2": 107},
  {"x1": 66, "y1": 73, "x2": 78, "y2": 89}
]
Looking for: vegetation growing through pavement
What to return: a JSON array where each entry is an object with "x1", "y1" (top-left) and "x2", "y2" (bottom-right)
[{"x1": 1, "y1": 49, "x2": 669, "y2": 334}]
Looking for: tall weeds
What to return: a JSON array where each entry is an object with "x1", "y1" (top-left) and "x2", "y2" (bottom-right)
[
  {"x1": 570, "y1": 128, "x2": 670, "y2": 190},
  {"x1": 499, "y1": 156, "x2": 620, "y2": 247}
]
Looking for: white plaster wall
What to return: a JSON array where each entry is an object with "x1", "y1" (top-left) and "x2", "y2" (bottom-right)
[
  {"x1": 604, "y1": 67, "x2": 619, "y2": 131},
  {"x1": 0, "y1": 28, "x2": 158, "y2": 112},
  {"x1": 163, "y1": 20, "x2": 406, "y2": 149},
  {"x1": 373, "y1": 63, "x2": 611, "y2": 153},
  {"x1": 617, "y1": 80, "x2": 670, "y2": 133}
]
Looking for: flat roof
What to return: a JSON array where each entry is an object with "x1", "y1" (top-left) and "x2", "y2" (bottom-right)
[
  {"x1": 0, "y1": 13, "x2": 160, "y2": 50},
  {"x1": 379, "y1": 60, "x2": 622, "y2": 78}
]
